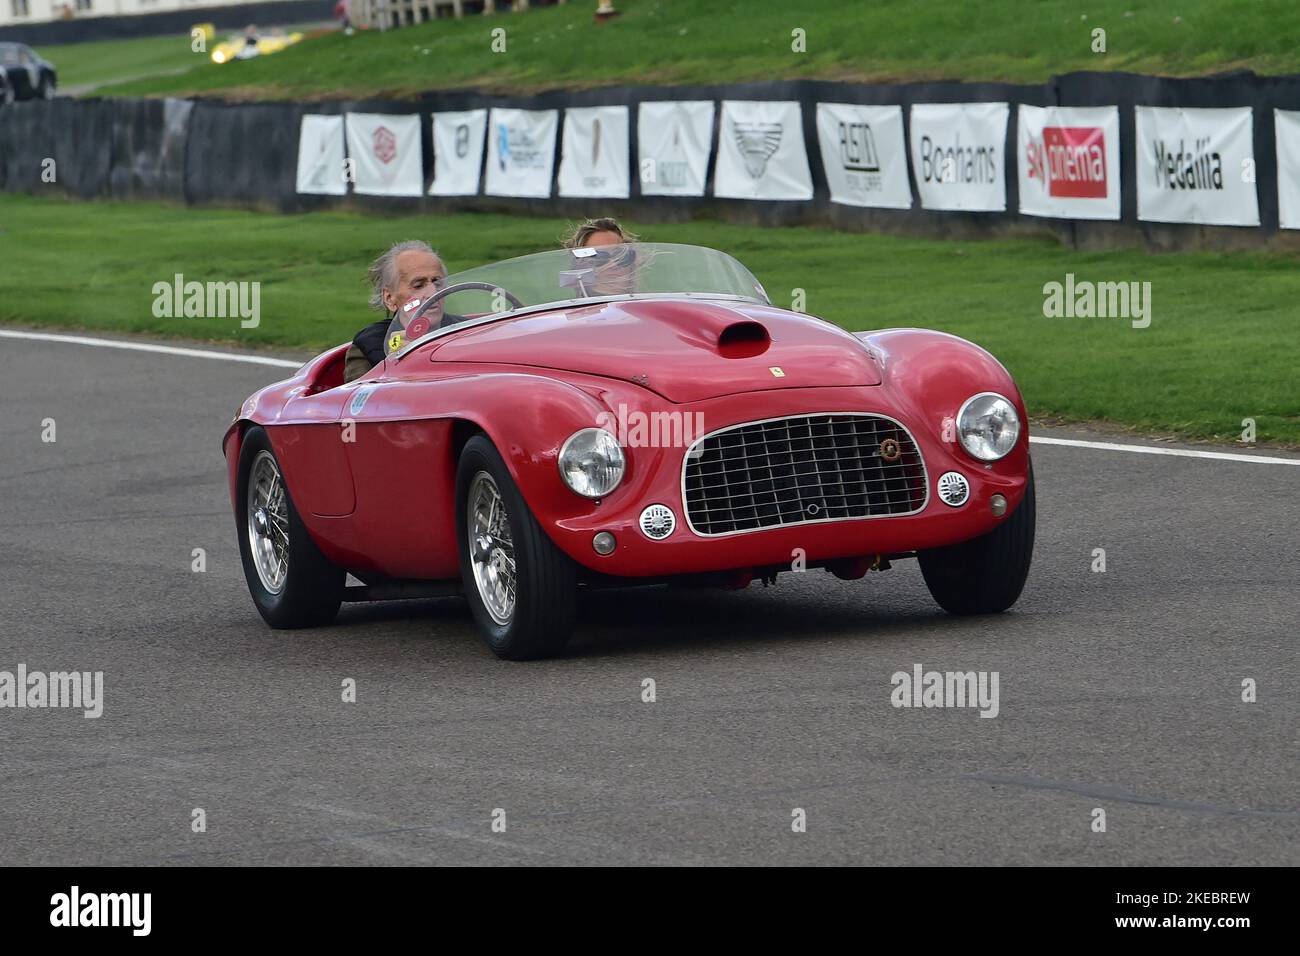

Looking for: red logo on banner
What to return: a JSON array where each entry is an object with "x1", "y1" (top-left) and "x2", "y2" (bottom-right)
[
  {"x1": 373, "y1": 126, "x2": 397, "y2": 165},
  {"x1": 1026, "y1": 126, "x2": 1107, "y2": 198}
]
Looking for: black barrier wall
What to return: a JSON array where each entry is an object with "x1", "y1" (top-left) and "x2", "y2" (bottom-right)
[{"x1": 5, "y1": 71, "x2": 1300, "y2": 251}]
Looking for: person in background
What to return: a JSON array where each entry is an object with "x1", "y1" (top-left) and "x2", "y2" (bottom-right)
[{"x1": 561, "y1": 217, "x2": 641, "y2": 297}]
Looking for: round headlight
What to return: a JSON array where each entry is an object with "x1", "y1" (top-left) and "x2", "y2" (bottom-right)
[
  {"x1": 957, "y1": 392, "x2": 1021, "y2": 461},
  {"x1": 559, "y1": 428, "x2": 625, "y2": 498}
]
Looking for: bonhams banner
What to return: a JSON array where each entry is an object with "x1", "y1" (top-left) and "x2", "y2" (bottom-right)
[
  {"x1": 909, "y1": 102, "x2": 1009, "y2": 212},
  {"x1": 296, "y1": 114, "x2": 347, "y2": 196},
  {"x1": 429, "y1": 109, "x2": 487, "y2": 197},
  {"x1": 1135, "y1": 106, "x2": 1258, "y2": 226},
  {"x1": 344, "y1": 113, "x2": 424, "y2": 197},
  {"x1": 485, "y1": 107, "x2": 559, "y2": 198},
  {"x1": 815, "y1": 103, "x2": 911, "y2": 209},
  {"x1": 638, "y1": 100, "x2": 715, "y2": 197},
  {"x1": 1017, "y1": 105, "x2": 1120, "y2": 220},
  {"x1": 714, "y1": 100, "x2": 814, "y2": 201},
  {"x1": 558, "y1": 106, "x2": 630, "y2": 199}
]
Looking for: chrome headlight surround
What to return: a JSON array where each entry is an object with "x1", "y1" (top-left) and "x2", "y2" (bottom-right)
[
  {"x1": 956, "y1": 392, "x2": 1021, "y2": 462},
  {"x1": 558, "y1": 428, "x2": 626, "y2": 498}
]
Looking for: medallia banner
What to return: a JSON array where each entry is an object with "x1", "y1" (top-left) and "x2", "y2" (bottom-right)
[
  {"x1": 557, "y1": 105, "x2": 631, "y2": 199},
  {"x1": 295, "y1": 114, "x2": 347, "y2": 196},
  {"x1": 1017, "y1": 105, "x2": 1121, "y2": 220},
  {"x1": 428, "y1": 109, "x2": 487, "y2": 197},
  {"x1": 637, "y1": 100, "x2": 715, "y2": 197},
  {"x1": 909, "y1": 102, "x2": 1009, "y2": 212},
  {"x1": 713, "y1": 100, "x2": 814, "y2": 201},
  {"x1": 485, "y1": 107, "x2": 559, "y2": 199},
  {"x1": 815, "y1": 102, "x2": 912, "y2": 209},
  {"x1": 1134, "y1": 106, "x2": 1258, "y2": 226}
]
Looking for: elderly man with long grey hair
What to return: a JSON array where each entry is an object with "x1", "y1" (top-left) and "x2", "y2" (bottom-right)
[{"x1": 344, "y1": 239, "x2": 449, "y2": 383}]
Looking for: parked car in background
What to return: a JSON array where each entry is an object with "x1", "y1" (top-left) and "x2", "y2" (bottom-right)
[{"x1": 0, "y1": 43, "x2": 56, "y2": 101}]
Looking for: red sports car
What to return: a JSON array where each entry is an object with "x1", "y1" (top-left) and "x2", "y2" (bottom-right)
[{"x1": 224, "y1": 244, "x2": 1034, "y2": 659}]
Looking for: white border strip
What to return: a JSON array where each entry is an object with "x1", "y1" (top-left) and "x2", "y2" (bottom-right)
[
  {"x1": 1029, "y1": 435, "x2": 1300, "y2": 466},
  {"x1": 4, "y1": 329, "x2": 1297, "y2": 467},
  {"x1": 0, "y1": 329, "x2": 302, "y2": 369}
]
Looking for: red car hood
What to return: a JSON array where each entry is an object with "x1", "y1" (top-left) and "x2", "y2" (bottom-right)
[{"x1": 430, "y1": 298, "x2": 882, "y2": 402}]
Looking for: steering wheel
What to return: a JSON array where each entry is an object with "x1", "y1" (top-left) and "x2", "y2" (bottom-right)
[{"x1": 407, "y1": 281, "x2": 525, "y2": 327}]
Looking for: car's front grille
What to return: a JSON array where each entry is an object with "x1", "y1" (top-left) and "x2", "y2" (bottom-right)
[{"x1": 682, "y1": 413, "x2": 928, "y2": 536}]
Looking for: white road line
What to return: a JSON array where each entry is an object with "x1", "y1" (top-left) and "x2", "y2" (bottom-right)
[
  {"x1": 1028, "y1": 435, "x2": 1300, "y2": 466},
  {"x1": 0, "y1": 329, "x2": 302, "y2": 369},
  {"x1": 4, "y1": 328, "x2": 1297, "y2": 466}
]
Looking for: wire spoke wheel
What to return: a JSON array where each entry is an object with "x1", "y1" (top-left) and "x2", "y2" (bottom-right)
[
  {"x1": 468, "y1": 471, "x2": 516, "y2": 626},
  {"x1": 247, "y1": 450, "x2": 290, "y2": 594}
]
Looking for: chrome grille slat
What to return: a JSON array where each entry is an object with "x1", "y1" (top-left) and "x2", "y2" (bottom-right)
[{"x1": 682, "y1": 413, "x2": 928, "y2": 536}]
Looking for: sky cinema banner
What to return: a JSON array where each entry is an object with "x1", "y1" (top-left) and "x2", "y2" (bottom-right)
[{"x1": 1017, "y1": 105, "x2": 1121, "y2": 220}]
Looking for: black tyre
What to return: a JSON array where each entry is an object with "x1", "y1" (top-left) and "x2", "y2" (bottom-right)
[
  {"x1": 236, "y1": 426, "x2": 344, "y2": 628},
  {"x1": 919, "y1": 460, "x2": 1036, "y2": 615},
  {"x1": 456, "y1": 435, "x2": 577, "y2": 660}
]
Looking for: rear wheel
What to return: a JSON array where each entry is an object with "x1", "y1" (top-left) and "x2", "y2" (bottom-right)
[
  {"x1": 456, "y1": 435, "x2": 577, "y2": 660},
  {"x1": 236, "y1": 426, "x2": 344, "y2": 628},
  {"x1": 919, "y1": 461, "x2": 1035, "y2": 615}
]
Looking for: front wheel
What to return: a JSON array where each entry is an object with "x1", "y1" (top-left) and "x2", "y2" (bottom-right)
[
  {"x1": 236, "y1": 426, "x2": 344, "y2": 628},
  {"x1": 456, "y1": 435, "x2": 577, "y2": 660},
  {"x1": 919, "y1": 461, "x2": 1035, "y2": 615}
]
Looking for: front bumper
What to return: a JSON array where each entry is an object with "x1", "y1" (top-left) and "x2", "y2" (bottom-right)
[{"x1": 543, "y1": 386, "x2": 1030, "y2": 578}]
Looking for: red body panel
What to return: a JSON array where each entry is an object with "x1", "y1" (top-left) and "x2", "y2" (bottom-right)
[{"x1": 223, "y1": 300, "x2": 1030, "y2": 583}]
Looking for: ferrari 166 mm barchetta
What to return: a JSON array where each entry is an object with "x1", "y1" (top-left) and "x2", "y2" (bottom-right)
[{"x1": 224, "y1": 244, "x2": 1033, "y2": 659}]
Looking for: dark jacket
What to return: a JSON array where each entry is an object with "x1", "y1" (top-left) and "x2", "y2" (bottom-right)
[{"x1": 353, "y1": 310, "x2": 467, "y2": 367}]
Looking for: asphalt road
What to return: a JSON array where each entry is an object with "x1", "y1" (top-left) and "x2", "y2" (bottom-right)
[{"x1": 1, "y1": 332, "x2": 1296, "y2": 866}]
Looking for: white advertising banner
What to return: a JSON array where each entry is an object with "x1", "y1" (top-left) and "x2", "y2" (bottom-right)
[
  {"x1": 909, "y1": 102, "x2": 1009, "y2": 211},
  {"x1": 1275, "y1": 109, "x2": 1300, "y2": 229},
  {"x1": 637, "y1": 100, "x2": 717, "y2": 197},
  {"x1": 557, "y1": 105, "x2": 630, "y2": 198},
  {"x1": 1135, "y1": 106, "x2": 1258, "y2": 226},
  {"x1": 714, "y1": 100, "x2": 814, "y2": 201},
  {"x1": 344, "y1": 112, "x2": 423, "y2": 197},
  {"x1": 485, "y1": 107, "x2": 559, "y2": 198},
  {"x1": 637, "y1": 100, "x2": 715, "y2": 197},
  {"x1": 428, "y1": 109, "x2": 487, "y2": 197},
  {"x1": 1017, "y1": 105, "x2": 1121, "y2": 220},
  {"x1": 296, "y1": 114, "x2": 347, "y2": 196},
  {"x1": 815, "y1": 102, "x2": 911, "y2": 209}
]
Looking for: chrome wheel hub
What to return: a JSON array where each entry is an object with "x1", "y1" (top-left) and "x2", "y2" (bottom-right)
[
  {"x1": 467, "y1": 472, "x2": 516, "y2": 626},
  {"x1": 247, "y1": 451, "x2": 290, "y2": 594}
]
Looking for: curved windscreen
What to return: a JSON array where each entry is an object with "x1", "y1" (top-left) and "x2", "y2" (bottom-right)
[{"x1": 381, "y1": 243, "x2": 770, "y2": 355}]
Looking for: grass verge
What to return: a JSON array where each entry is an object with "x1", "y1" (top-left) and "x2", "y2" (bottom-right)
[{"x1": 0, "y1": 193, "x2": 1295, "y2": 444}]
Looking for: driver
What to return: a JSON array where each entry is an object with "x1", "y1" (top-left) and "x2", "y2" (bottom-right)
[{"x1": 345, "y1": 240, "x2": 450, "y2": 383}]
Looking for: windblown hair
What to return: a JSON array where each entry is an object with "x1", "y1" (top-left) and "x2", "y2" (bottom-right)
[
  {"x1": 561, "y1": 217, "x2": 640, "y2": 249},
  {"x1": 366, "y1": 240, "x2": 441, "y2": 313}
]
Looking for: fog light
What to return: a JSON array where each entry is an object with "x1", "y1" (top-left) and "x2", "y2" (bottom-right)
[
  {"x1": 592, "y1": 531, "x2": 617, "y2": 555},
  {"x1": 990, "y1": 494, "x2": 1007, "y2": 517}
]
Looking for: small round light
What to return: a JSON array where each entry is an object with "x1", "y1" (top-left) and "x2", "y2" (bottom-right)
[
  {"x1": 957, "y1": 392, "x2": 1021, "y2": 462},
  {"x1": 937, "y1": 471, "x2": 970, "y2": 507},
  {"x1": 639, "y1": 504, "x2": 676, "y2": 540},
  {"x1": 592, "y1": 531, "x2": 617, "y2": 555},
  {"x1": 558, "y1": 428, "x2": 626, "y2": 498},
  {"x1": 990, "y1": 494, "x2": 1007, "y2": 517}
]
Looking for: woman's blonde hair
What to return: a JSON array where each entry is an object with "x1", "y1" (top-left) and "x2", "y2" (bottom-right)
[{"x1": 561, "y1": 217, "x2": 640, "y2": 249}]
